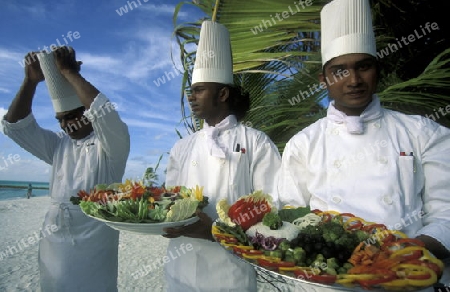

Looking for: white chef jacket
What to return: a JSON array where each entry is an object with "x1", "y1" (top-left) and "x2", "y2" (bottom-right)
[
  {"x1": 164, "y1": 116, "x2": 281, "y2": 292},
  {"x1": 2, "y1": 93, "x2": 130, "y2": 292},
  {"x1": 278, "y1": 97, "x2": 450, "y2": 291}
]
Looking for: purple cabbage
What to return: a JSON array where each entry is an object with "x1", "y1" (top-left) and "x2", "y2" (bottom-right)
[{"x1": 250, "y1": 231, "x2": 285, "y2": 251}]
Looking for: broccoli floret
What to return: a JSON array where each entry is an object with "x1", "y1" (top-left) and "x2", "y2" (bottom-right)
[
  {"x1": 284, "y1": 249, "x2": 294, "y2": 262},
  {"x1": 321, "y1": 221, "x2": 346, "y2": 243},
  {"x1": 354, "y1": 230, "x2": 370, "y2": 243},
  {"x1": 293, "y1": 247, "x2": 306, "y2": 263},
  {"x1": 268, "y1": 250, "x2": 283, "y2": 259},
  {"x1": 326, "y1": 257, "x2": 340, "y2": 270},
  {"x1": 311, "y1": 254, "x2": 326, "y2": 270},
  {"x1": 262, "y1": 212, "x2": 283, "y2": 230},
  {"x1": 300, "y1": 225, "x2": 323, "y2": 237},
  {"x1": 278, "y1": 240, "x2": 290, "y2": 252}
]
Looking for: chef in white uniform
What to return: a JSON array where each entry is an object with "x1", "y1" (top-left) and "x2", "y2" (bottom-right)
[
  {"x1": 2, "y1": 47, "x2": 130, "y2": 291},
  {"x1": 163, "y1": 20, "x2": 281, "y2": 291},
  {"x1": 278, "y1": 0, "x2": 450, "y2": 291}
]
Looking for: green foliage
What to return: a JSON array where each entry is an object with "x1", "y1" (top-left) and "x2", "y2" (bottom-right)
[
  {"x1": 143, "y1": 154, "x2": 164, "y2": 186},
  {"x1": 173, "y1": 0, "x2": 450, "y2": 153},
  {"x1": 262, "y1": 212, "x2": 283, "y2": 230}
]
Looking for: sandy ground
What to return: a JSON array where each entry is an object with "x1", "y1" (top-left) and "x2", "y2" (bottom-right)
[
  {"x1": 0, "y1": 196, "x2": 169, "y2": 292},
  {"x1": 0, "y1": 197, "x2": 286, "y2": 292}
]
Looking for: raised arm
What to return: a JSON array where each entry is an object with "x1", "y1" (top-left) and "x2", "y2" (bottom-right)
[
  {"x1": 2, "y1": 52, "x2": 59, "y2": 164},
  {"x1": 4, "y1": 52, "x2": 44, "y2": 123}
]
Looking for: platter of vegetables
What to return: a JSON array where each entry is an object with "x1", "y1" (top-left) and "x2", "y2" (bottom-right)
[
  {"x1": 70, "y1": 180, "x2": 208, "y2": 235},
  {"x1": 213, "y1": 191, "x2": 445, "y2": 291}
]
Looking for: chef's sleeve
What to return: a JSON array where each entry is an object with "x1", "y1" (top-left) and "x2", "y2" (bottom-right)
[
  {"x1": 250, "y1": 133, "x2": 282, "y2": 209},
  {"x1": 415, "y1": 120, "x2": 450, "y2": 252},
  {"x1": 84, "y1": 93, "x2": 130, "y2": 171},
  {"x1": 2, "y1": 113, "x2": 59, "y2": 165},
  {"x1": 277, "y1": 137, "x2": 310, "y2": 208}
]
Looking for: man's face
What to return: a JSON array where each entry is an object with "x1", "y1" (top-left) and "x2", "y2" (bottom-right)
[
  {"x1": 320, "y1": 53, "x2": 378, "y2": 116},
  {"x1": 188, "y1": 82, "x2": 227, "y2": 122},
  {"x1": 55, "y1": 107, "x2": 93, "y2": 139}
]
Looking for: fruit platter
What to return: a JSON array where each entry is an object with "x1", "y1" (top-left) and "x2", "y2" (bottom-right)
[
  {"x1": 213, "y1": 191, "x2": 445, "y2": 291},
  {"x1": 70, "y1": 180, "x2": 208, "y2": 235}
]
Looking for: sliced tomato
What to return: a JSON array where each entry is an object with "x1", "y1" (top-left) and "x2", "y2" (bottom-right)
[{"x1": 228, "y1": 198, "x2": 270, "y2": 230}]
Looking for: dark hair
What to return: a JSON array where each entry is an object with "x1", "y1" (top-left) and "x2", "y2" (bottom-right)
[{"x1": 224, "y1": 85, "x2": 251, "y2": 121}]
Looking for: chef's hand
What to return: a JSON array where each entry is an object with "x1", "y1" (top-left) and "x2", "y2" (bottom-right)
[
  {"x1": 24, "y1": 52, "x2": 44, "y2": 84},
  {"x1": 163, "y1": 210, "x2": 214, "y2": 241},
  {"x1": 416, "y1": 235, "x2": 450, "y2": 259},
  {"x1": 54, "y1": 46, "x2": 82, "y2": 75}
]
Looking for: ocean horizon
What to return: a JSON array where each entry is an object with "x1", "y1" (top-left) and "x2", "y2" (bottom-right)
[{"x1": 0, "y1": 180, "x2": 49, "y2": 201}]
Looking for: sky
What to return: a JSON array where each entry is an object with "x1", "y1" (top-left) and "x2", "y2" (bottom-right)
[{"x1": 0, "y1": 0, "x2": 202, "y2": 184}]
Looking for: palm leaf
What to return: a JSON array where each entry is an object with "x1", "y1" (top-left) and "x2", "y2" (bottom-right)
[
  {"x1": 172, "y1": 0, "x2": 326, "y2": 134},
  {"x1": 173, "y1": 0, "x2": 450, "y2": 153}
]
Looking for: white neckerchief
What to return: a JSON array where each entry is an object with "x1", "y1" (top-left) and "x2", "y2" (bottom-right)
[
  {"x1": 203, "y1": 115, "x2": 237, "y2": 158},
  {"x1": 327, "y1": 95, "x2": 382, "y2": 134}
]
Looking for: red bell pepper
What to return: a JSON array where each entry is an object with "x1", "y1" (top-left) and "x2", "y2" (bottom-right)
[{"x1": 228, "y1": 198, "x2": 271, "y2": 230}]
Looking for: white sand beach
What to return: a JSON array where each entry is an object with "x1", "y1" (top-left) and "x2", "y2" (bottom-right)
[
  {"x1": 0, "y1": 196, "x2": 285, "y2": 292},
  {"x1": 0, "y1": 196, "x2": 169, "y2": 292}
]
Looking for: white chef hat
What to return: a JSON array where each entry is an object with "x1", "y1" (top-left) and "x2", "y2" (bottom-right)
[
  {"x1": 191, "y1": 20, "x2": 234, "y2": 85},
  {"x1": 37, "y1": 49, "x2": 82, "y2": 113},
  {"x1": 320, "y1": 0, "x2": 376, "y2": 66}
]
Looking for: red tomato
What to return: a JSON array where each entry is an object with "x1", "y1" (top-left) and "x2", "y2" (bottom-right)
[{"x1": 228, "y1": 199, "x2": 270, "y2": 230}]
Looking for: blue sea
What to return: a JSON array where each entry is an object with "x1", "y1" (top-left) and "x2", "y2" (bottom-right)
[{"x1": 0, "y1": 180, "x2": 49, "y2": 201}]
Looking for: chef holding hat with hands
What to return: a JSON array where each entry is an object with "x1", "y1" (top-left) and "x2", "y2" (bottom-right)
[{"x1": 2, "y1": 46, "x2": 130, "y2": 291}]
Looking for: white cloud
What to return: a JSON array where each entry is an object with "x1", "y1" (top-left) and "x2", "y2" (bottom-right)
[
  {"x1": 0, "y1": 107, "x2": 7, "y2": 118},
  {"x1": 0, "y1": 156, "x2": 51, "y2": 182},
  {"x1": 122, "y1": 118, "x2": 176, "y2": 132},
  {"x1": 77, "y1": 53, "x2": 122, "y2": 71},
  {"x1": 140, "y1": 4, "x2": 187, "y2": 18}
]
